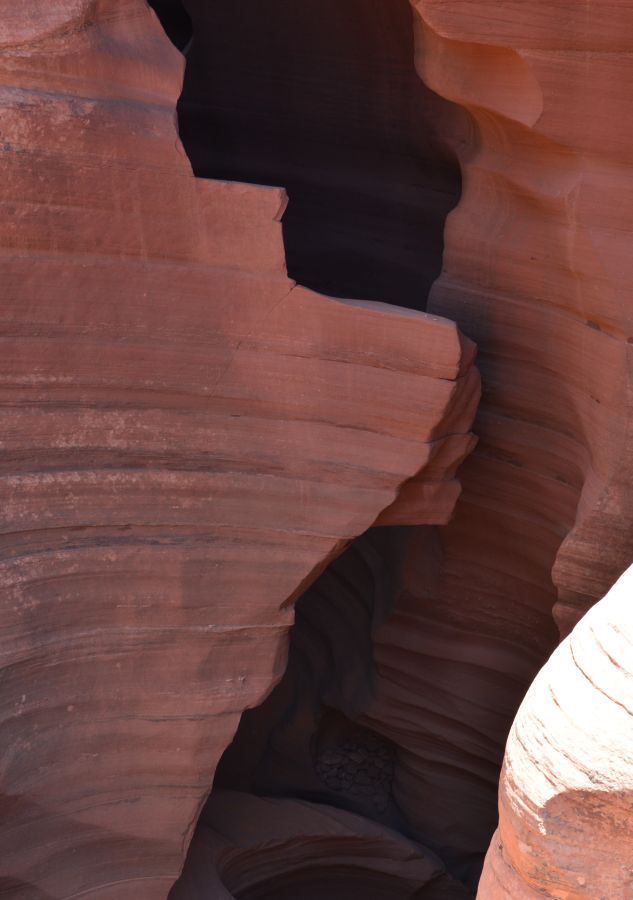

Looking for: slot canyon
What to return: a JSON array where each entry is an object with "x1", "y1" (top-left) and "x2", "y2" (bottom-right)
[{"x1": 1, "y1": 2, "x2": 632, "y2": 899}]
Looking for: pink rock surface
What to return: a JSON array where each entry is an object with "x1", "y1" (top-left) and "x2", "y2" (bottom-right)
[
  {"x1": 351, "y1": 0, "x2": 633, "y2": 886},
  {"x1": 0, "y1": 1, "x2": 478, "y2": 896},
  {"x1": 479, "y1": 565, "x2": 633, "y2": 898},
  {"x1": 4, "y1": 0, "x2": 633, "y2": 896},
  {"x1": 412, "y1": 0, "x2": 633, "y2": 635}
]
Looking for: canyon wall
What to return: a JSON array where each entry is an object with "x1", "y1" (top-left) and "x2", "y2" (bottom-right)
[
  {"x1": 372, "y1": 0, "x2": 633, "y2": 889},
  {"x1": 208, "y1": 1, "x2": 633, "y2": 890},
  {"x1": 2, "y1": 0, "x2": 633, "y2": 898},
  {"x1": 208, "y1": 2, "x2": 633, "y2": 894},
  {"x1": 414, "y1": 0, "x2": 633, "y2": 634},
  {"x1": 0, "y1": 1, "x2": 478, "y2": 896}
]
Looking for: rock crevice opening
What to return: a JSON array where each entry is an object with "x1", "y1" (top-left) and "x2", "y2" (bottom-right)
[{"x1": 150, "y1": 0, "x2": 462, "y2": 309}]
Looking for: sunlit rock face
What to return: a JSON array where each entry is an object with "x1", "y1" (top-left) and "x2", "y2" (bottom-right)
[
  {"x1": 172, "y1": 1, "x2": 633, "y2": 896},
  {"x1": 412, "y1": 0, "x2": 633, "y2": 636},
  {"x1": 390, "y1": 1, "x2": 633, "y2": 892},
  {"x1": 479, "y1": 564, "x2": 633, "y2": 898}
]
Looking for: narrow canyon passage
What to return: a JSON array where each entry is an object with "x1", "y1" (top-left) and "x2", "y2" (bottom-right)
[
  {"x1": 2, "y1": 2, "x2": 631, "y2": 898},
  {"x1": 146, "y1": 0, "x2": 489, "y2": 897}
]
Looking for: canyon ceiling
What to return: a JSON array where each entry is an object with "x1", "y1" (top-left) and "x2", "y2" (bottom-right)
[{"x1": 1, "y1": 1, "x2": 632, "y2": 898}]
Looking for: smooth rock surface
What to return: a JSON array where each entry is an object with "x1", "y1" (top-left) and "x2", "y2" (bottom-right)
[
  {"x1": 0, "y1": 1, "x2": 478, "y2": 896},
  {"x1": 412, "y1": 0, "x2": 633, "y2": 635},
  {"x1": 172, "y1": 789, "x2": 469, "y2": 900},
  {"x1": 479, "y1": 565, "x2": 633, "y2": 898},
  {"x1": 154, "y1": 1, "x2": 633, "y2": 894},
  {"x1": 4, "y1": 0, "x2": 633, "y2": 897}
]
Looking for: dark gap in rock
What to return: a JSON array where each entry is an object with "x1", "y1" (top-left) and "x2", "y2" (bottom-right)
[
  {"x1": 149, "y1": 0, "x2": 461, "y2": 310},
  {"x1": 213, "y1": 529, "x2": 407, "y2": 827},
  {"x1": 148, "y1": 0, "x2": 192, "y2": 52},
  {"x1": 170, "y1": 528, "x2": 477, "y2": 898}
]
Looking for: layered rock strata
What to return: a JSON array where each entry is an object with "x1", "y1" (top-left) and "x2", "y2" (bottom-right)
[
  {"x1": 347, "y1": 0, "x2": 633, "y2": 886},
  {"x1": 169, "y1": 1, "x2": 633, "y2": 895},
  {"x1": 413, "y1": 0, "x2": 633, "y2": 637},
  {"x1": 177, "y1": 528, "x2": 477, "y2": 899},
  {"x1": 150, "y1": 0, "x2": 633, "y2": 894},
  {"x1": 4, "y1": 0, "x2": 631, "y2": 897},
  {"x1": 172, "y1": 790, "x2": 470, "y2": 900},
  {"x1": 0, "y1": 1, "x2": 478, "y2": 896},
  {"x1": 479, "y1": 565, "x2": 633, "y2": 898}
]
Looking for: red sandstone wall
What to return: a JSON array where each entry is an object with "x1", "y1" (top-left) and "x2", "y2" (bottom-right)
[
  {"x1": 405, "y1": 1, "x2": 633, "y2": 895},
  {"x1": 413, "y1": 0, "x2": 633, "y2": 636},
  {"x1": 0, "y1": 2, "x2": 478, "y2": 895},
  {"x1": 3, "y1": 1, "x2": 632, "y2": 897}
]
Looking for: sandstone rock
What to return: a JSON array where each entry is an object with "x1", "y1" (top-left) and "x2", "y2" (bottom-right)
[
  {"x1": 412, "y1": 0, "x2": 633, "y2": 635},
  {"x1": 158, "y1": 1, "x2": 633, "y2": 893},
  {"x1": 5, "y1": 0, "x2": 632, "y2": 896},
  {"x1": 478, "y1": 565, "x2": 633, "y2": 898},
  {"x1": 171, "y1": 789, "x2": 453, "y2": 900},
  {"x1": 352, "y1": 0, "x2": 633, "y2": 884},
  {"x1": 0, "y1": 1, "x2": 478, "y2": 896}
]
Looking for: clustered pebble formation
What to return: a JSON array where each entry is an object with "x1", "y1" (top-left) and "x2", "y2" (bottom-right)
[{"x1": 315, "y1": 734, "x2": 396, "y2": 812}]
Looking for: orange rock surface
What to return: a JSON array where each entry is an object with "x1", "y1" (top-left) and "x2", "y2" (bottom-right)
[{"x1": 0, "y1": 1, "x2": 478, "y2": 896}]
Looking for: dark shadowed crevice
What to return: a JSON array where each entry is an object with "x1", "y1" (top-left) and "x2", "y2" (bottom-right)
[
  {"x1": 213, "y1": 529, "x2": 408, "y2": 829},
  {"x1": 169, "y1": 529, "x2": 477, "y2": 898},
  {"x1": 149, "y1": 0, "x2": 461, "y2": 309}
]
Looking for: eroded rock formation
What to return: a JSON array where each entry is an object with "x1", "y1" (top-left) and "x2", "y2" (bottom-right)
[
  {"x1": 414, "y1": 0, "x2": 633, "y2": 634},
  {"x1": 378, "y1": 0, "x2": 633, "y2": 889},
  {"x1": 2, "y1": 0, "x2": 633, "y2": 898},
  {"x1": 170, "y1": 0, "x2": 464, "y2": 310},
  {"x1": 173, "y1": 790, "x2": 468, "y2": 900},
  {"x1": 0, "y1": 1, "x2": 478, "y2": 896},
  {"x1": 174, "y1": 1, "x2": 633, "y2": 896},
  {"x1": 479, "y1": 564, "x2": 633, "y2": 898}
]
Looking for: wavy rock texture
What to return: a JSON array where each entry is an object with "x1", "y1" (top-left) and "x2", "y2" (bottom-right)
[
  {"x1": 0, "y1": 1, "x2": 478, "y2": 897},
  {"x1": 412, "y1": 0, "x2": 633, "y2": 633},
  {"x1": 171, "y1": 0, "x2": 464, "y2": 311},
  {"x1": 340, "y1": 0, "x2": 633, "y2": 888},
  {"x1": 181, "y1": 528, "x2": 477, "y2": 899},
  {"x1": 479, "y1": 565, "x2": 633, "y2": 898},
  {"x1": 159, "y1": 1, "x2": 633, "y2": 895},
  {"x1": 172, "y1": 790, "x2": 469, "y2": 900},
  {"x1": 4, "y1": 0, "x2": 632, "y2": 898}
]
